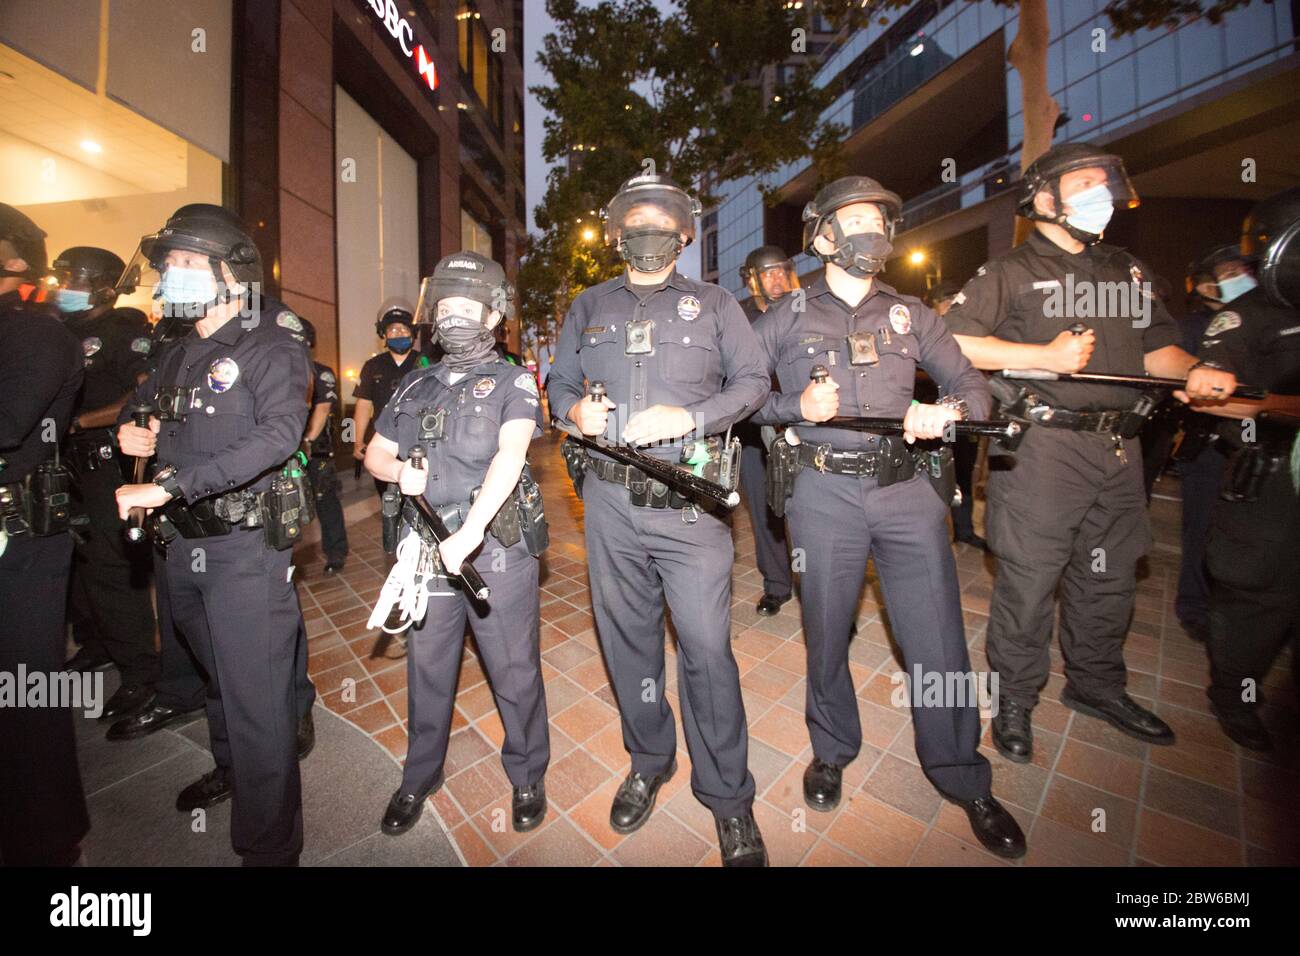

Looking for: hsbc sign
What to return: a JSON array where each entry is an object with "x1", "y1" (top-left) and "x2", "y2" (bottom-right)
[{"x1": 362, "y1": 0, "x2": 439, "y2": 92}]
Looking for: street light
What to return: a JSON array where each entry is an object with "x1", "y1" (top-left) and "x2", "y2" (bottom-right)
[
  {"x1": 581, "y1": 227, "x2": 596, "y2": 243},
  {"x1": 908, "y1": 250, "x2": 926, "y2": 266}
]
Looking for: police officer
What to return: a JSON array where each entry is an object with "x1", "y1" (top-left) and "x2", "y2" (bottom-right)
[
  {"x1": 365, "y1": 251, "x2": 550, "y2": 834},
  {"x1": 944, "y1": 143, "x2": 1238, "y2": 760},
  {"x1": 353, "y1": 301, "x2": 430, "y2": 494},
  {"x1": 0, "y1": 204, "x2": 89, "y2": 865},
  {"x1": 547, "y1": 174, "x2": 772, "y2": 866},
  {"x1": 1194, "y1": 188, "x2": 1300, "y2": 751},
  {"x1": 1173, "y1": 244, "x2": 1257, "y2": 643},
  {"x1": 737, "y1": 245, "x2": 797, "y2": 615},
  {"x1": 114, "y1": 203, "x2": 314, "y2": 865},
  {"x1": 752, "y1": 177, "x2": 1024, "y2": 858},
  {"x1": 54, "y1": 247, "x2": 160, "y2": 718},
  {"x1": 299, "y1": 318, "x2": 348, "y2": 574}
]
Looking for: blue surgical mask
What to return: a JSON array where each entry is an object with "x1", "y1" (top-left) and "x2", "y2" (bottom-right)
[
  {"x1": 1064, "y1": 183, "x2": 1114, "y2": 237},
  {"x1": 1216, "y1": 273, "x2": 1257, "y2": 303},
  {"x1": 159, "y1": 265, "x2": 216, "y2": 307},
  {"x1": 387, "y1": 336, "x2": 413, "y2": 354},
  {"x1": 57, "y1": 289, "x2": 92, "y2": 314}
]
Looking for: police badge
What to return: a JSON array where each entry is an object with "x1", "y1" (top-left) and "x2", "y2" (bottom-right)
[
  {"x1": 677, "y1": 295, "x2": 701, "y2": 321},
  {"x1": 888, "y1": 303, "x2": 912, "y2": 335},
  {"x1": 472, "y1": 376, "x2": 497, "y2": 398},
  {"x1": 208, "y1": 357, "x2": 240, "y2": 393},
  {"x1": 82, "y1": 336, "x2": 102, "y2": 358}
]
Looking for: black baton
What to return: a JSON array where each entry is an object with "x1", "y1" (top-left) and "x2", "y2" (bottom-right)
[{"x1": 406, "y1": 446, "x2": 490, "y2": 601}]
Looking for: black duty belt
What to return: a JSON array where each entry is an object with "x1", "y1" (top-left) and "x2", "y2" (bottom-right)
[
  {"x1": 586, "y1": 455, "x2": 694, "y2": 510},
  {"x1": 794, "y1": 442, "x2": 913, "y2": 479},
  {"x1": 1004, "y1": 396, "x2": 1130, "y2": 435}
]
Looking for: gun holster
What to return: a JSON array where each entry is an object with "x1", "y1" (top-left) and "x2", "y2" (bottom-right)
[
  {"x1": 766, "y1": 436, "x2": 802, "y2": 518},
  {"x1": 0, "y1": 461, "x2": 82, "y2": 539},
  {"x1": 915, "y1": 444, "x2": 958, "y2": 506},
  {"x1": 561, "y1": 437, "x2": 587, "y2": 498},
  {"x1": 154, "y1": 497, "x2": 231, "y2": 541},
  {"x1": 1117, "y1": 391, "x2": 1161, "y2": 440},
  {"x1": 875, "y1": 436, "x2": 917, "y2": 487},
  {"x1": 1222, "y1": 445, "x2": 1282, "y2": 503}
]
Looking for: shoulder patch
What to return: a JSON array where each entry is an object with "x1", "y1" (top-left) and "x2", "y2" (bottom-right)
[
  {"x1": 1205, "y1": 311, "x2": 1242, "y2": 337},
  {"x1": 320, "y1": 370, "x2": 336, "y2": 386},
  {"x1": 130, "y1": 336, "x2": 152, "y2": 355},
  {"x1": 514, "y1": 372, "x2": 539, "y2": 397},
  {"x1": 275, "y1": 310, "x2": 303, "y2": 333}
]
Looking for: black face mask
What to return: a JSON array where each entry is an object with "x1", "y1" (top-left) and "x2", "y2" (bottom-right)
[
  {"x1": 619, "y1": 228, "x2": 683, "y2": 273},
  {"x1": 437, "y1": 315, "x2": 497, "y2": 372},
  {"x1": 819, "y1": 220, "x2": 893, "y2": 278}
]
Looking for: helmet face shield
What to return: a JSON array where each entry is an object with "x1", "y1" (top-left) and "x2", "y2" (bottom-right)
[
  {"x1": 117, "y1": 243, "x2": 256, "y2": 324},
  {"x1": 741, "y1": 260, "x2": 799, "y2": 302},
  {"x1": 1053, "y1": 157, "x2": 1138, "y2": 214},
  {"x1": 602, "y1": 185, "x2": 699, "y2": 247}
]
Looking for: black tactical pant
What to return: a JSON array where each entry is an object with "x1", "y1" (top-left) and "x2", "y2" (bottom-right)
[
  {"x1": 985, "y1": 428, "x2": 1149, "y2": 706},
  {"x1": 737, "y1": 422, "x2": 791, "y2": 601},
  {"x1": 0, "y1": 532, "x2": 90, "y2": 864},
  {"x1": 1175, "y1": 445, "x2": 1228, "y2": 632},
  {"x1": 1206, "y1": 464, "x2": 1300, "y2": 715},
  {"x1": 151, "y1": 553, "x2": 316, "y2": 719},
  {"x1": 68, "y1": 453, "x2": 159, "y2": 686},
  {"x1": 583, "y1": 475, "x2": 755, "y2": 819},
  {"x1": 787, "y1": 468, "x2": 991, "y2": 801},
  {"x1": 309, "y1": 456, "x2": 349, "y2": 564},
  {"x1": 400, "y1": 536, "x2": 549, "y2": 795},
  {"x1": 161, "y1": 531, "x2": 306, "y2": 865}
]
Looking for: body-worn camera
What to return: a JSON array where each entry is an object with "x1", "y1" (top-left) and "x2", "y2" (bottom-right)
[
  {"x1": 418, "y1": 406, "x2": 447, "y2": 443},
  {"x1": 625, "y1": 318, "x2": 654, "y2": 355},
  {"x1": 156, "y1": 385, "x2": 199, "y2": 422},
  {"x1": 847, "y1": 330, "x2": 879, "y2": 366}
]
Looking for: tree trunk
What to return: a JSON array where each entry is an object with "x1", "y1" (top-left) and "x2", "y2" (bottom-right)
[{"x1": 1007, "y1": 0, "x2": 1059, "y2": 246}]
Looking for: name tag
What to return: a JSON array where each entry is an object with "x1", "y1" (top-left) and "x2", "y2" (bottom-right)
[{"x1": 583, "y1": 326, "x2": 607, "y2": 335}]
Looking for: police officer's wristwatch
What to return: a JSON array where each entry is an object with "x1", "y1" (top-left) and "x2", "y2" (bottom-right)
[
  {"x1": 153, "y1": 464, "x2": 183, "y2": 501},
  {"x1": 936, "y1": 395, "x2": 970, "y2": 420}
]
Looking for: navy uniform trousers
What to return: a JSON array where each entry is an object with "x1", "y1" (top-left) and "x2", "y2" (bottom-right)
[
  {"x1": 0, "y1": 533, "x2": 90, "y2": 863},
  {"x1": 737, "y1": 422, "x2": 792, "y2": 601},
  {"x1": 161, "y1": 529, "x2": 305, "y2": 865},
  {"x1": 984, "y1": 428, "x2": 1150, "y2": 705},
  {"x1": 787, "y1": 467, "x2": 991, "y2": 801},
  {"x1": 583, "y1": 475, "x2": 756, "y2": 819},
  {"x1": 401, "y1": 535, "x2": 549, "y2": 795}
]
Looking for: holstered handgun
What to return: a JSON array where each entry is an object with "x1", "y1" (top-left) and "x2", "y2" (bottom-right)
[
  {"x1": 155, "y1": 497, "x2": 231, "y2": 540},
  {"x1": 766, "y1": 436, "x2": 802, "y2": 517},
  {"x1": 561, "y1": 437, "x2": 587, "y2": 498}
]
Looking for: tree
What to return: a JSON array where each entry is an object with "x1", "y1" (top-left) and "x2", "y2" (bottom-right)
[
  {"x1": 818, "y1": 0, "x2": 1264, "y2": 244},
  {"x1": 523, "y1": 0, "x2": 847, "y2": 343}
]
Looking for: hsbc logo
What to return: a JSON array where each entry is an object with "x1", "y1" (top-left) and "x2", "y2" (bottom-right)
[{"x1": 363, "y1": 0, "x2": 439, "y2": 92}]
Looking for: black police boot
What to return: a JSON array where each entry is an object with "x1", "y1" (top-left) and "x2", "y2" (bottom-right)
[
  {"x1": 956, "y1": 795, "x2": 1026, "y2": 859},
  {"x1": 324, "y1": 558, "x2": 345, "y2": 575},
  {"x1": 107, "y1": 702, "x2": 203, "y2": 741},
  {"x1": 716, "y1": 812, "x2": 768, "y2": 867},
  {"x1": 1061, "y1": 687, "x2": 1175, "y2": 745},
  {"x1": 381, "y1": 772, "x2": 445, "y2": 837},
  {"x1": 802, "y1": 758, "x2": 843, "y2": 812},
  {"x1": 756, "y1": 593, "x2": 790, "y2": 616},
  {"x1": 65, "y1": 646, "x2": 112, "y2": 673},
  {"x1": 512, "y1": 779, "x2": 547, "y2": 832},
  {"x1": 297, "y1": 711, "x2": 316, "y2": 760},
  {"x1": 176, "y1": 767, "x2": 233, "y2": 812},
  {"x1": 992, "y1": 696, "x2": 1034, "y2": 763},
  {"x1": 1209, "y1": 700, "x2": 1272, "y2": 752},
  {"x1": 609, "y1": 760, "x2": 676, "y2": 834},
  {"x1": 100, "y1": 683, "x2": 155, "y2": 721}
]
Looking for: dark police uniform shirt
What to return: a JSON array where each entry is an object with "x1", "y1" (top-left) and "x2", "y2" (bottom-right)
[
  {"x1": 0, "y1": 292, "x2": 83, "y2": 484},
  {"x1": 944, "y1": 230, "x2": 1180, "y2": 411},
  {"x1": 751, "y1": 276, "x2": 991, "y2": 452},
  {"x1": 309, "y1": 360, "x2": 339, "y2": 457},
  {"x1": 354, "y1": 349, "x2": 432, "y2": 422},
  {"x1": 123, "y1": 297, "x2": 311, "y2": 503},
  {"x1": 65, "y1": 306, "x2": 152, "y2": 418},
  {"x1": 545, "y1": 270, "x2": 770, "y2": 464},
  {"x1": 374, "y1": 356, "x2": 543, "y2": 510},
  {"x1": 1197, "y1": 286, "x2": 1300, "y2": 449}
]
